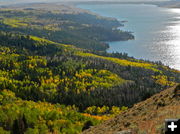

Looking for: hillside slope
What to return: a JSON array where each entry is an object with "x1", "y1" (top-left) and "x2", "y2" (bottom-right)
[
  {"x1": 0, "y1": 31, "x2": 179, "y2": 111},
  {"x1": 0, "y1": 4, "x2": 134, "y2": 51},
  {"x1": 83, "y1": 84, "x2": 180, "y2": 134}
]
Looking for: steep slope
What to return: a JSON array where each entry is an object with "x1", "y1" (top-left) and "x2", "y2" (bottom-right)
[{"x1": 83, "y1": 84, "x2": 180, "y2": 134}]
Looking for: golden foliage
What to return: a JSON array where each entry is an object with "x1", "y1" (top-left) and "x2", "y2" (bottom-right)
[
  {"x1": 152, "y1": 75, "x2": 176, "y2": 86},
  {"x1": 76, "y1": 52, "x2": 161, "y2": 72}
]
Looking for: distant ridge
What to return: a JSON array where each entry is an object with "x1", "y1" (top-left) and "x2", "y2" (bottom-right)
[{"x1": 83, "y1": 84, "x2": 180, "y2": 134}]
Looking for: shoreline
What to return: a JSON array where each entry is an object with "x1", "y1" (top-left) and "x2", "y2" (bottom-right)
[{"x1": 75, "y1": 3, "x2": 180, "y2": 71}]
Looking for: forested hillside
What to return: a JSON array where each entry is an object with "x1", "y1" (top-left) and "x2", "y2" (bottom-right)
[
  {"x1": 0, "y1": 30, "x2": 179, "y2": 133},
  {"x1": 0, "y1": 6, "x2": 134, "y2": 51},
  {"x1": 0, "y1": 89, "x2": 101, "y2": 134},
  {"x1": 0, "y1": 4, "x2": 179, "y2": 134}
]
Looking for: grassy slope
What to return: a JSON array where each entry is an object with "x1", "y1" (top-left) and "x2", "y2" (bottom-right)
[{"x1": 83, "y1": 84, "x2": 180, "y2": 134}]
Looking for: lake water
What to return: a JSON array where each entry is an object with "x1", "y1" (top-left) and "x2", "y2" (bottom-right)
[{"x1": 77, "y1": 4, "x2": 180, "y2": 70}]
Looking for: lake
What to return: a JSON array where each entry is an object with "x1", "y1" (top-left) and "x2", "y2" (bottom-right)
[{"x1": 77, "y1": 4, "x2": 180, "y2": 70}]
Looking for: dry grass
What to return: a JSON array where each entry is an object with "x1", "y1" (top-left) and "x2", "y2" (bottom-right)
[{"x1": 83, "y1": 84, "x2": 180, "y2": 134}]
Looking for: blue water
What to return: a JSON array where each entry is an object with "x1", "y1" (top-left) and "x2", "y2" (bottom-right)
[{"x1": 77, "y1": 4, "x2": 180, "y2": 70}]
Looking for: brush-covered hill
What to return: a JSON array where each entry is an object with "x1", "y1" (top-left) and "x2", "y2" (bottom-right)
[{"x1": 83, "y1": 84, "x2": 180, "y2": 134}]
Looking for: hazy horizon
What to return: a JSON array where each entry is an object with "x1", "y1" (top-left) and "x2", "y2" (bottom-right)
[{"x1": 0, "y1": 0, "x2": 172, "y2": 6}]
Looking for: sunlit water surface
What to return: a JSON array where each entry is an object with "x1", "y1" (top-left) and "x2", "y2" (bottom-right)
[{"x1": 77, "y1": 4, "x2": 180, "y2": 70}]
